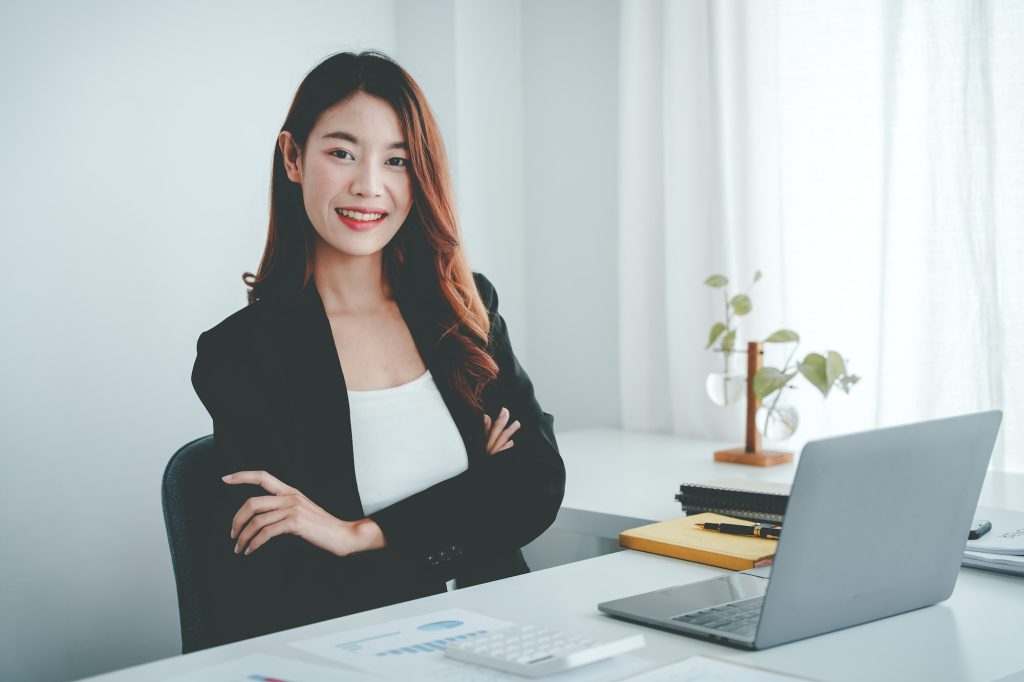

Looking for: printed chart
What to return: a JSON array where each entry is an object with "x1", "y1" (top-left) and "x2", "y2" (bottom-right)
[
  {"x1": 290, "y1": 608, "x2": 654, "y2": 680},
  {"x1": 290, "y1": 609, "x2": 512, "y2": 677}
]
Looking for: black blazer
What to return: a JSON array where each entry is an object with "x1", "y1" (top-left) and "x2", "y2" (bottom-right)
[{"x1": 190, "y1": 272, "x2": 565, "y2": 648}]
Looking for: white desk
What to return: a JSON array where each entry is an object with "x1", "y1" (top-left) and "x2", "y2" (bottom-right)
[
  {"x1": 83, "y1": 429, "x2": 1024, "y2": 682},
  {"x1": 558, "y1": 428, "x2": 1024, "y2": 521}
]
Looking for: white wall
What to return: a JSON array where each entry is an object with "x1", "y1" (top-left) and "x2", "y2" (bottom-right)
[
  {"x1": 0, "y1": 2, "x2": 397, "y2": 680},
  {"x1": 0, "y1": 1, "x2": 622, "y2": 680},
  {"x1": 523, "y1": 0, "x2": 622, "y2": 430}
]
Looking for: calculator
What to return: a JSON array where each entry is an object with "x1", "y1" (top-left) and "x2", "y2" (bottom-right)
[{"x1": 443, "y1": 623, "x2": 645, "y2": 677}]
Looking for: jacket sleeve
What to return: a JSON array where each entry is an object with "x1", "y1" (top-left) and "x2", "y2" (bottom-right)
[
  {"x1": 367, "y1": 273, "x2": 566, "y2": 581},
  {"x1": 191, "y1": 327, "x2": 319, "y2": 647}
]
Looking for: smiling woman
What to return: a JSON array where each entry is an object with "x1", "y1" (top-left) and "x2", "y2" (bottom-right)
[
  {"x1": 188, "y1": 51, "x2": 565, "y2": 651},
  {"x1": 280, "y1": 93, "x2": 414, "y2": 260}
]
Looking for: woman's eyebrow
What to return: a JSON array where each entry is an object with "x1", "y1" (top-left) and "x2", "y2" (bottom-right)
[{"x1": 321, "y1": 131, "x2": 408, "y2": 150}]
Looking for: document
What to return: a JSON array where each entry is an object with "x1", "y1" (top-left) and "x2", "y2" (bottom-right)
[
  {"x1": 963, "y1": 549, "x2": 1024, "y2": 574},
  {"x1": 623, "y1": 655, "x2": 815, "y2": 681},
  {"x1": 967, "y1": 506, "x2": 1024, "y2": 555},
  {"x1": 290, "y1": 608, "x2": 655, "y2": 680},
  {"x1": 162, "y1": 653, "x2": 372, "y2": 681}
]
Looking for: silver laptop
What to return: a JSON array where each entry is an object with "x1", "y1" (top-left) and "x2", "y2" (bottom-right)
[{"x1": 598, "y1": 411, "x2": 1002, "y2": 650}]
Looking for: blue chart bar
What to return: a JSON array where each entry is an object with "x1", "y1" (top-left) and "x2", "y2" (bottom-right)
[
  {"x1": 375, "y1": 630, "x2": 488, "y2": 656},
  {"x1": 418, "y1": 620, "x2": 465, "y2": 632}
]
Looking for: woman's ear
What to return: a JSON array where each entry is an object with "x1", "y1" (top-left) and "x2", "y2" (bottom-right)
[{"x1": 278, "y1": 131, "x2": 303, "y2": 184}]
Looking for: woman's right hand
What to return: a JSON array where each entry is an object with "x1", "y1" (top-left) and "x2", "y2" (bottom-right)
[{"x1": 483, "y1": 407, "x2": 520, "y2": 455}]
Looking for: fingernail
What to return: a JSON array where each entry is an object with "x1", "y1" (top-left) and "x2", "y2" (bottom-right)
[
  {"x1": 230, "y1": 528, "x2": 235, "y2": 539},
  {"x1": 244, "y1": 547, "x2": 252, "y2": 555},
  {"x1": 222, "y1": 474, "x2": 232, "y2": 481},
  {"x1": 501, "y1": 407, "x2": 508, "y2": 416},
  {"x1": 233, "y1": 544, "x2": 240, "y2": 554}
]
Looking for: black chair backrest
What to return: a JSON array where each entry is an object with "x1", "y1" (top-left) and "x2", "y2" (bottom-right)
[{"x1": 161, "y1": 434, "x2": 217, "y2": 653}]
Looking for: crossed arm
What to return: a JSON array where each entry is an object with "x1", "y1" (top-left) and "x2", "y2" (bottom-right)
[{"x1": 221, "y1": 406, "x2": 523, "y2": 558}]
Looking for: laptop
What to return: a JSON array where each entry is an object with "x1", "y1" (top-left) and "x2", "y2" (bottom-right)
[{"x1": 598, "y1": 411, "x2": 1002, "y2": 650}]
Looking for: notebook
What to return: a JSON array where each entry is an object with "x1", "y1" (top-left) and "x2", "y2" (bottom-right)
[
  {"x1": 619, "y1": 513, "x2": 778, "y2": 571},
  {"x1": 965, "y1": 505, "x2": 1024, "y2": 555},
  {"x1": 675, "y1": 478, "x2": 790, "y2": 524},
  {"x1": 962, "y1": 505, "x2": 1024, "y2": 576}
]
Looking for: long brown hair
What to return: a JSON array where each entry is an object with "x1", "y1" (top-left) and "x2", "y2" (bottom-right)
[{"x1": 244, "y1": 50, "x2": 497, "y2": 412}]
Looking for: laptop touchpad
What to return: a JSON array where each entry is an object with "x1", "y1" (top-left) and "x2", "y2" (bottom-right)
[{"x1": 632, "y1": 574, "x2": 768, "y2": 620}]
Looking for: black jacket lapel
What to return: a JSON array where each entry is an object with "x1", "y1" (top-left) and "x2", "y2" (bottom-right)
[{"x1": 249, "y1": 282, "x2": 359, "y2": 521}]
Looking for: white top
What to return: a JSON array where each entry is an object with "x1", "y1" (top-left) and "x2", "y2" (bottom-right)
[{"x1": 347, "y1": 368, "x2": 469, "y2": 516}]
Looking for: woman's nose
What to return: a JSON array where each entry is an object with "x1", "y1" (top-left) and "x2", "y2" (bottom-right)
[{"x1": 350, "y1": 161, "x2": 383, "y2": 197}]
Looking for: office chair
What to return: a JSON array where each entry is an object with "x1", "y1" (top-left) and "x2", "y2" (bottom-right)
[{"x1": 161, "y1": 434, "x2": 218, "y2": 654}]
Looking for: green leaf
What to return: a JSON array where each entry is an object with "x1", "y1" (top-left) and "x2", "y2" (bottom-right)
[
  {"x1": 764, "y1": 329, "x2": 800, "y2": 344},
  {"x1": 704, "y1": 274, "x2": 729, "y2": 288},
  {"x1": 730, "y1": 294, "x2": 752, "y2": 316},
  {"x1": 752, "y1": 367, "x2": 797, "y2": 401},
  {"x1": 799, "y1": 353, "x2": 830, "y2": 397},
  {"x1": 706, "y1": 322, "x2": 727, "y2": 349},
  {"x1": 753, "y1": 270, "x2": 762, "y2": 283},
  {"x1": 826, "y1": 351, "x2": 845, "y2": 388},
  {"x1": 721, "y1": 329, "x2": 737, "y2": 353}
]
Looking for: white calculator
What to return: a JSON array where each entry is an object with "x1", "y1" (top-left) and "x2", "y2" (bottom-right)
[{"x1": 443, "y1": 622, "x2": 645, "y2": 677}]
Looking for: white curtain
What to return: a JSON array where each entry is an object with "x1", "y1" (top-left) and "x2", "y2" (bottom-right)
[{"x1": 619, "y1": 0, "x2": 1024, "y2": 471}]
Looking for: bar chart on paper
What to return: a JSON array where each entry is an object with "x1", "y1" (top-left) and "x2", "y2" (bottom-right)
[
  {"x1": 335, "y1": 619, "x2": 490, "y2": 656},
  {"x1": 290, "y1": 609, "x2": 515, "y2": 676},
  {"x1": 290, "y1": 609, "x2": 656, "y2": 680}
]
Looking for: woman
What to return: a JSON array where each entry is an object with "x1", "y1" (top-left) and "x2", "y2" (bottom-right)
[{"x1": 191, "y1": 50, "x2": 565, "y2": 650}]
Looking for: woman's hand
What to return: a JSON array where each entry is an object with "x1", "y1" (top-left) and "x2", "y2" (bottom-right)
[
  {"x1": 483, "y1": 406, "x2": 520, "y2": 455},
  {"x1": 223, "y1": 470, "x2": 386, "y2": 558}
]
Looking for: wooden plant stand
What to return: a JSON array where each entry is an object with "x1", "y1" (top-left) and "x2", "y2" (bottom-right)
[{"x1": 714, "y1": 341, "x2": 794, "y2": 467}]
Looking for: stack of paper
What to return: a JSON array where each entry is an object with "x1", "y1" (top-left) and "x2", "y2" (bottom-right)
[{"x1": 962, "y1": 505, "x2": 1024, "y2": 576}]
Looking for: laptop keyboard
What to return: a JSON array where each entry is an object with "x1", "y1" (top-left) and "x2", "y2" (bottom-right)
[{"x1": 670, "y1": 596, "x2": 764, "y2": 638}]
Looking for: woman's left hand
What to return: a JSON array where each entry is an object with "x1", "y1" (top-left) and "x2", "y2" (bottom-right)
[
  {"x1": 223, "y1": 470, "x2": 385, "y2": 558},
  {"x1": 483, "y1": 407, "x2": 520, "y2": 455}
]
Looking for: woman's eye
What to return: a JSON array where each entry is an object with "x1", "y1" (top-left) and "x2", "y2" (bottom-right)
[
  {"x1": 330, "y1": 150, "x2": 353, "y2": 160},
  {"x1": 387, "y1": 157, "x2": 408, "y2": 168}
]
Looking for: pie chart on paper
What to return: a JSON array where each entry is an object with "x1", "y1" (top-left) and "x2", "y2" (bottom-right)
[{"x1": 417, "y1": 620, "x2": 464, "y2": 632}]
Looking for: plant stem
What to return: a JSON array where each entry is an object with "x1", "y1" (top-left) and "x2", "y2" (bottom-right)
[
  {"x1": 762, "y1": 343, "x2": 799, "y2": 437},
  {"x1": 722, "y1": 288, "x2": 732, "y2": 374},
  {"x1": 763, "y1": 386, "x2": 786, "y2": 436}
]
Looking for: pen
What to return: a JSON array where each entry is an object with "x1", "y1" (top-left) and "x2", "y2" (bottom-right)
[{"x1": 698, "y1": 522, "x2": 781, "y2": 539}]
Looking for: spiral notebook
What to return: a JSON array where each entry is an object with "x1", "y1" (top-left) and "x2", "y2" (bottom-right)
[
  {"x1": 675, "y1": 477, "x2": 791, "y2": 525},
  {"x1": 962, "y1": 505, "x2": 1024, "y2": 577}
]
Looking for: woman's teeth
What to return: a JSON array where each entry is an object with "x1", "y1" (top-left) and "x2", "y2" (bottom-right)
[{"x1": 337, "y1": 209, "x2": 384, "y2": 221}]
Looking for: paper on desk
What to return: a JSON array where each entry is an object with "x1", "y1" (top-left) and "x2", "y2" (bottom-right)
[
  {"x1": 964, "y1": 550, "x2": 1024, "y2": 567},
  {"x1": 162, "y1": 652, "x2": 372, "y2": 681},
  {"x1": 966, "y1": 506, "x2": 1024, "y2": 555},
  {"x1": 623, "y1": 655, "x2": 817, "y2": 681},
  {"x1": 289, "y1": 608, "x2": 656, "y2": 680},
  {"x1": 963, "y1": 549, "x2": 1024, "y2": 575}
]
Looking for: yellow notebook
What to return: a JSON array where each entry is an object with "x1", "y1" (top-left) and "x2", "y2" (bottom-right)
[{"x1": 619, "y1": 513, "x2": 777, "y2": 571}]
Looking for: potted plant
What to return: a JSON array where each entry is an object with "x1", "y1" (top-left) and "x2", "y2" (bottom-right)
[{"x1": 705, "y1": 272, "x2": 860, "y2": 440}]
